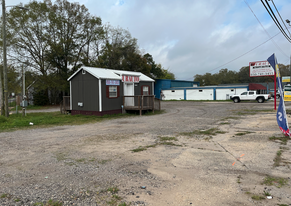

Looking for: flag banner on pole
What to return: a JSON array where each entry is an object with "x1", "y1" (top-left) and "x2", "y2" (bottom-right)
[{"x1": 267, "y1": 53, "x2": 290, "y2": 136}]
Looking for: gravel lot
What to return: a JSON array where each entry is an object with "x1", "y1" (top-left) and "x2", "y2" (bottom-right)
[{"x1": 1, "y1": 100, "x2": 291, "y2": 206}]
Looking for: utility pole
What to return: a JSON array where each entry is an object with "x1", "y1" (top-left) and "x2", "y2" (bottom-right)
[
  {"x1": 0, "y1": 65, "x2": 3, "y2": 116},
  {"x1": 2, "y1": 1, "x2": 29, "y2": 117},
  {"x1": 286, "y1": 19, "x2": 291, "y2": 84},
  {"x1": 22, "y1": 66, "x2": 26, "y2": 116},
  {"x1": 2, "y1": 0, "x2": 8, "y2": 117}
]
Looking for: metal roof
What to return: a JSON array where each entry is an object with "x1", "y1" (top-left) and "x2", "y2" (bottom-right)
[{"x1": 67, "y1": 66, "x2": 154, "y2": 82}]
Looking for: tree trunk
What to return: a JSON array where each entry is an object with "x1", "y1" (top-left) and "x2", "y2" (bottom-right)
[{"x1": 0, "y1": 66, "x2": 4, "y2": 116}]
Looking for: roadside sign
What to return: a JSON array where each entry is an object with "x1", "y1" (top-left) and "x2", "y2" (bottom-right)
[
  {"x1": 249, "y1": 61, "x2": 274, "y2": 77},
  {"x1": 282, "y1": 76, "x2": 290, "y2": 82}
]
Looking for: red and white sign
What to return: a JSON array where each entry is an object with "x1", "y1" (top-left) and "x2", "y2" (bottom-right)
[
  {"x1": 249, "y1": 61, "x2": 274, "y2": 77},
  {"x1": 122, "y1": 75, "x2": 139, "y2": 83}
]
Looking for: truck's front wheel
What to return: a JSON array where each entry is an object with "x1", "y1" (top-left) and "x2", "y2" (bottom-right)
[
  {"x1": 257, "y1": 97, "x2": 264, "y2": 103},
  {"x1": 233, "y1": 98, "x2": 240, "y2": 103}
]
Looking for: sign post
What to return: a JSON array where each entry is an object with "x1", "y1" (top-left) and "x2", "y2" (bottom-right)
[{"x1": 249, "y1": 61, "x2": 276, "y2": 110}]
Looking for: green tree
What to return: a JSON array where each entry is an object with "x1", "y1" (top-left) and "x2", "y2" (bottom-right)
[
  {"x1": 7, "y1": 65, "x2": 21, "y2": 95},
  {"x1": 7, "y1": 0, "x2": 52, "y2": 85},
  {"x1": 46, "y1": 0, "x2": 102, "y2": 94},
  {"x1": 7, "y1": 0, "x2": 102, "y2": 102},
  {"x1": 213, "y1": 68, "x2": 238, "y2": 84},
  {"x1": 194, "y1": 73, "x2": 218, "y2": 86}
]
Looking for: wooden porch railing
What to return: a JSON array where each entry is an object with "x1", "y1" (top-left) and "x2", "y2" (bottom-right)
[{"x1": 123, "y1": 95, "x2": 161, "y2": 115}]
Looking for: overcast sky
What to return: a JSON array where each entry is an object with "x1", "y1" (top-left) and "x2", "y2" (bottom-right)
[{"x1": 7, "y1": 0, "x2": 291, "y2": 80}]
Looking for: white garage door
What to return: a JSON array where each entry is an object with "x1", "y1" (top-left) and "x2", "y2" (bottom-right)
[
  {"x1": 216, "y1": 88, "x2": 248, "y2": 100},
  {"x1": 186, "y1": 89, "x2": 213, "y2": 100},
  {"x1": 162, "y1": 90, "x2": 184, "y2": 100}
]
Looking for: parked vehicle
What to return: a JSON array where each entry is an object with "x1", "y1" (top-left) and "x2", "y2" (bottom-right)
[
  {"x1": 269, "y1": 89, "x2": 280, "y2": 99},
  {"x1": 230, "y1": 91, "x2": 271, "y2": 103}
]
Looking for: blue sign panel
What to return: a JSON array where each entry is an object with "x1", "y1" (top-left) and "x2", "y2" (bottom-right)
[{"x1": 106, "y1": 80, "x2": 120, "y2": 86}]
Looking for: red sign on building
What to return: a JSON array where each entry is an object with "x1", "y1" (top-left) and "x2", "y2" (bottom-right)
[{"x1": 122, "y1": 75, "x2": 139, "y2": 83}]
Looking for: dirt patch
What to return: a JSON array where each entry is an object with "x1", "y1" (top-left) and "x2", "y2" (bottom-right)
[{"x1": 1, "y1": 101, "x2": 291, "y2": 205}]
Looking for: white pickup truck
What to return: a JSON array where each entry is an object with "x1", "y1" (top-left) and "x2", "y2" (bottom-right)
[{"x1": 230, "y1": 91, "x2": 271, "y2": 103}]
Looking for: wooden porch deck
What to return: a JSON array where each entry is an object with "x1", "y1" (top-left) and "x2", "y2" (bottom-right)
[
  {"x1": 60, "y1": 95, "x2": 161, "y2": 116},
  {"x1": 123, "y1": 95, "x2": 161, "y2": 115}
]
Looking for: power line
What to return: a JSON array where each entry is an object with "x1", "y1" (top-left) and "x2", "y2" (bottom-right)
[
  {"x1": 270, "y1": 0, "x2": 291, "y2": 37},
  {"x1": 261, "y1": 0, "x2": 291, "y2": 43},
  {"x1": 207, "y1": 32, "x2": 281, "y2": 73},
  {"x1": 243, "y1": 0, "x2": 288, "y2": 58},
  {"x1": 264, "y1": 0, "x2": 291, "y2": 41}
]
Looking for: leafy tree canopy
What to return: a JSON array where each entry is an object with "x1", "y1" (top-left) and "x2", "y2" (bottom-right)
[
  {"x1": 194, "y1": 65, "x2": 290, "y2": 86},
  {"x1": 5, "y1": 0, "x2": 167, "y2": 105}
]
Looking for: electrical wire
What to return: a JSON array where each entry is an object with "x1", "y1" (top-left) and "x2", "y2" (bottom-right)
[
  {"x1": 243, "y1": 0, "x2": 288, "y2": 58},
  {"x1": 270, "y1": 0, "x2": 291, "y2": 37},
  {"x1": 206, "y1": 32, "x2": 282, "y2": 73},
  {"x1": 264, "y1": 0, "x2": 291, "y2": 41},
  {"x1": 261, "y1": 0, "x2": 291, "y2": 43}
]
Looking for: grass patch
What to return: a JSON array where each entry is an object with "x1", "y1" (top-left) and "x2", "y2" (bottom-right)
[
  {"x1": 107, "y1": 194, "x2": 123, "y2": 206},
  {"x1": 75, "y1": 158, "x2": 86, "y2": 163},
  {"x1": 245, "y1": 190, "x2": 265, "y2": 201},
  {"x1": 159, "y1": 141, "x2": 182, "y2": 146},
  {"x1": 0, "y1": 194, "x2": 8, "y2": 198},
  {"x1": 219, "y1": 122, "x2": 230, "y2": 125},
  {"x1": 251, "y1": 195, "x2": 265, "y2": 200},
  {"x1": 180, "y1": 128, "x2": 226, "y2": 136},
  {"x1": 118, "y1": 203, "x2": 130, "y2": 206},
  {"x1": 107, "y1": 186, "x2": 119, "y2": 194},
  {"x1": 221, "y1": 116, "x2": 240, "y2": 121},
  {"x1": 236, "y1": 111, "x2": 258, "y2": 116},
  {"x1": 0, "y1": 116, "x2": 8, "y2": 123},
  {"x1": 65, "y1": 162, "x2": 76, "y2": 166},
  {"x1": 10, "y1": 105, "x2": 53, "y2": 111},
  {"x1": 235, "y1": 131, "x2": 254, "y2": 136},
  {"x1": 112, "y1": 194, "x2": 122, "y2": 200},
  {"x1": 159, "y1": 136, "x2": 177, "y2": 141},
  {"x1": 241, "y1": 109, "x2": 275, "y2": 113},
  {"x1": 33, "y1": 200, "x2": 63, "y2": 206},
  {"x1": 98, "y1": 159, "x2": 112, "y2": 164},
  {"x1": 55, "y1": 153, "x2": 67, "y2": 162},
  {"x1": 131, "y1": 146, "x2": 147, "y2": 153},
  {"x1": 263, "y1": 191, "x2": 271, "y2": 196},
  {"x1": 263, "y1": 176, "x2": 288, "y2": 188},
  {"x1": 237, "y1": 175, "x2": 241, "y2": 184},
  {"x1": 88, "y1": 158, "x2": 96, "y2": 162},
  {"x1": 0, "y1": 111, "x2": 163, "y2": 133},
  {"x1": 131, "y1": 144, "x2": 157, "y2": 152},
  {"x1": 131, "y1": 136, "x2": 182, "y2": 152},
  {"x1": 273, "y1": 150, "x2": 283, "y2": 167},
  {"x1": 269, "y1": 136, "x2": 290, "y2": 145}
]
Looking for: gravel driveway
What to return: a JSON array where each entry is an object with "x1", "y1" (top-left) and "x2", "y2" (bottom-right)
[{"x1": 0, "y1": 101, "x2": 291, "y2": 206}]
